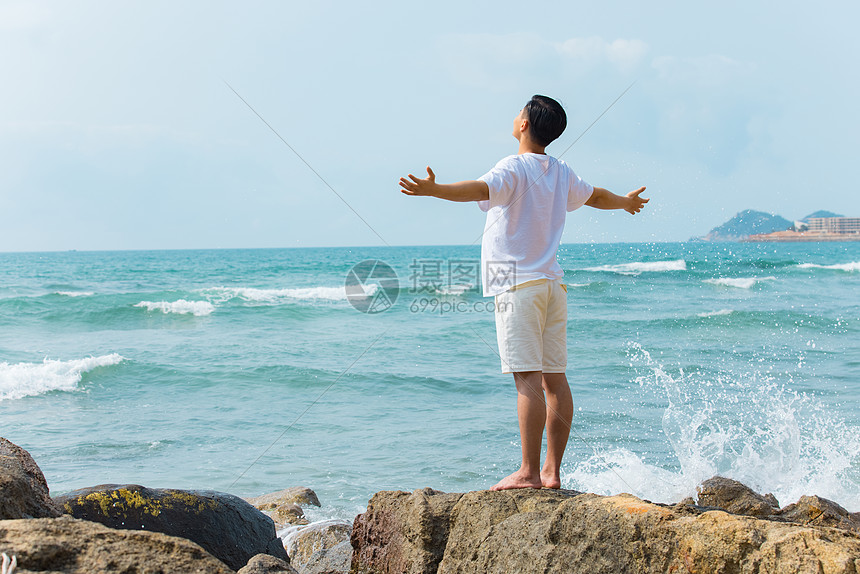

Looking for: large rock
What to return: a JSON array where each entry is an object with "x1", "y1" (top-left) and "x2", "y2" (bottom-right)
[
  {"x1": 0, "y1": 438, "x2": 62, "y2": 519},
  {"x1": 0, "y1": 515, "x2": 233, "y2": 573},
  {"x1": 54, "y1": 484, "x2": 289, "y2": 570},
  {"x1": 351, "y1": 487, "x2": 860, "y2": 574},
  {"x1": 696, "y1": 476, "x2": 778, "y2": 517},
  {"x1": 285, "y1": 519, "x2": 352, "y2": 574}
]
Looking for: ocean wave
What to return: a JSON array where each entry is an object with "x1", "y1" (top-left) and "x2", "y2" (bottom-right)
[
  {"x1": 55, "y1": 291, "x2": 95, "y2": 297},
  {"x1": 581, "y1": 259, "x2": 687, "y2": 275},
  {"x1": 199, "y1": 286, "x2": 357, "y2": 304},
  {"x1": 134, "y1": 299, "x2": 214, "y2": 316},
  {"x1": 796, "y1": 261, "x2": 860, "y2": 272},
  {"x1": 433, "y1": 284, "x2": 476, "y2": 296},
  {"x1": 703, "y1": 276, "x2": 776, "y2": 289},
  {"x1": 0, "y1": 354, "x2": 124, "y2": 401},
  {"x1": 697, "y1": 309, "x2": 734, "y2": 318}
]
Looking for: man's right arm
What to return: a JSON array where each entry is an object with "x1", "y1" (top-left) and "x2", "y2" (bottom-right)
[{"x1": 400, "y1": 167, "x2": 490, "y2": 202}]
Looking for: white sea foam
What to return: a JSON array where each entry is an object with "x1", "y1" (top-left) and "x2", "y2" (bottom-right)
[
  {"x1": 434, "y1": 284, "x2": 475, "y2": 296},
  {"x1": 199, "y1": 286, "x2": 354, "y2": 304},
  {"x1": 134, "y1": 299, "x2": 214, "y2": 316},
  {"x1": 279, "y1": 518, "x2": 353, "y2": 549},
  {"x1": 697, "y1": 309, "x2": 734, "y2": 318},
  {"x1": 563, "y1": 448, "x2": 694, "y2": 504},
  {"x1": 55, "y1": 291, "x2": 94, "y2": 297},
  {"x1": 797, "y1": 261, "x2": 860, "y2": 272},
  {"x1": 582, "y1": 259, "x2": 687, "y2": 275},
  {"x1": 704, "y1": 276, "x2": 776, "y2": 289},
  {"x1": 580, "y1": 343, "x2": 860, "y2": 510},
  {"x1": 0, "y1": 354, "x2": 125, "y2": 401}
]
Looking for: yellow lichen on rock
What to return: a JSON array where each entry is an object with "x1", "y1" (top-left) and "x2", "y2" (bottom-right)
[
  {"x1": 79, "y1": 488, "x2": 166, "y2": 518},
  {"x1": 160, "y1": 490, "x2": 220, "y2": 515}
]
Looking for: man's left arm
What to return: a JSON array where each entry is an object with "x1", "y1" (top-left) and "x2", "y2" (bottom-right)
[{"x1": 585, "y1": 186, "x2": 649, "y2": 215}]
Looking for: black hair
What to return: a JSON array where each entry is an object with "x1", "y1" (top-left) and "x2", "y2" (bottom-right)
[{"x1": 523, "y1": 95, "x2": 567, "y2": 147}]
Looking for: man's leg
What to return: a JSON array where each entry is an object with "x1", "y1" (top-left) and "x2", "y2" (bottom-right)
[
  {"x1": 491, "y1": 370, "x2": 545, "y2": 491},
  {"x1": 540, "y1": 372, "x2": 573, "y2": 489}
]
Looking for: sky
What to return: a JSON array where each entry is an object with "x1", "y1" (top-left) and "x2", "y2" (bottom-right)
[{"x1": 1, "y1": 0, "x2": 858, "y2": 252}]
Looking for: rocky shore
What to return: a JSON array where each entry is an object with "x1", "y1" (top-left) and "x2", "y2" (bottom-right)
[
  {"x1": 2, "y1": 437, "x2": 859, "y2": 573},
  {"x1": 1, "y1": 438, "x2": 349, "y2": 574}
]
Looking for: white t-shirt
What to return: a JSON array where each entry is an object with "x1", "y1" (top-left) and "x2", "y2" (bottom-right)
[{"x1": 477, "y1": 153, "x2": 593, "y2": 297}]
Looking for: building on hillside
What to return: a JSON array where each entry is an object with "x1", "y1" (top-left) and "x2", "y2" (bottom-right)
[
  {"x1": 806, "y1": 217, "x2": 860, "y2": 234},
  {"x1": 746, "y1": 217, "x2": 860, "y2": 242}
]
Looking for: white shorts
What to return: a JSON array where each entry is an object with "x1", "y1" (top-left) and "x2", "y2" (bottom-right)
[{"x1": 493, "y1": 278, "x2": 568, "y2": 374}]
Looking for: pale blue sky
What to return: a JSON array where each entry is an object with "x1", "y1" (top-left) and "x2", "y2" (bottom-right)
[{"x1": 1, "y1": 0, "x2": 858, "y2": 251}]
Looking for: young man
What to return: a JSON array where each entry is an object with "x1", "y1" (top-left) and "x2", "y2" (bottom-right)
[{"x1": 399, "y1": 95, "x2": 648, "y2": 491}]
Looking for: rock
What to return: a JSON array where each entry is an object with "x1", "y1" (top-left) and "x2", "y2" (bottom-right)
[
  {"x1": 764, "y1": 492, "x2": 780, "y2": 508},
  {"x1": 351, "y1": 487, "x2": 466, "y2": 574},
  {"x1": 696, "y1": 476, "x2": 776, "y2": 517},
  {"x1": 263, "y1": 502, "x2": 308, "y2": 527},
  {"x1": 0, "y1": 514, "x2": 233, "y2": 573},
  {"x1": 54, "y1": 484, "x2": 289, "y2": 570},
  {"x1": 285, "y1": 519, "x2": 352, "y2": 574},
  {"x1": 351, "y1": 487, "x2": 860, "y2": 574},
  {"x1": 248, "y1": 487, "x2": 321, "y2": 509},
  {"x1": 238, "y1": 553, "x2": 299, "y2": 574},
  {"x1": 247, "y1": 488, "x2": 320, "y2": 528},
  {"x1": 779, "y1": 495, "x2": 860, "y2": 533},
  {"x1": 302, "y1": 540, "x2": 352, "y2": 574},
  {"x1": 0, "y1": 438, "x2": 62, "y2": 519}
]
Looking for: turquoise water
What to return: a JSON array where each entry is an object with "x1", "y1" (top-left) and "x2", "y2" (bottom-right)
[{"x1": 1, "y1": 242, "x2": 858, "y2": 519}]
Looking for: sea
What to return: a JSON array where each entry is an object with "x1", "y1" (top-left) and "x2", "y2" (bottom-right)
[{"x1": 1, "y1": 242, "x2": 858, "y2": 523}]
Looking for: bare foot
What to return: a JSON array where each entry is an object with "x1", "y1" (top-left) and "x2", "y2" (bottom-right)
[
  {"x1": 540, "y1": 470, "x2": 561, "y2": 489},
  {"x1": 490, "y1": 470, "x2": 542, "y2": 491}
]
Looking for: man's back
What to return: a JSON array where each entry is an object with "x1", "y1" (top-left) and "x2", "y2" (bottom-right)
[{"x1": 477, "y1": 153, "x2": 593, "y2": 296}]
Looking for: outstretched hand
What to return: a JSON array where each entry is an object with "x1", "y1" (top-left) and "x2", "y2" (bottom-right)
[
  {"x1": 399, "y1": 167, "x2": 438, "y2": 197},
  {"x1": 625, "y1": 187, "x2": 649, "y2": 215}
]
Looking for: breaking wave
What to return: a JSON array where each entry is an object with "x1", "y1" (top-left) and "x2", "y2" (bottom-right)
[
  {"x1": 198, "y1": 286, "x2": 352, "y2": 304},
  {"x1": 697, "y1": 309, "x2": 735, "y2": 318},
  {"x1": 704, "y1": 276, "x2": 776, "y2": 289},
  {"x1": 796, "y1": 261, "x2": 860, "y2": 272},
  {"x1": 134, "y1": 299, "x2": 214, "y2": 316},
  {"x1": 581, "y1": 259, "x2": 687, "y2": 275},
  {"x1": 0, "y1": 354, "x2": 125, "y2": 401}
]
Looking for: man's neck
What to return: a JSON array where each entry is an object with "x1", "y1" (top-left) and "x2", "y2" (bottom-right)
[{"x1": 517, "y1": 139, "x2": 546, "y2": 155}]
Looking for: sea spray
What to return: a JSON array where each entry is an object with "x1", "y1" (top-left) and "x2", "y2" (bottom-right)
[{"x1": 608, "y1": 343, "x2": 860, "y2": 509}]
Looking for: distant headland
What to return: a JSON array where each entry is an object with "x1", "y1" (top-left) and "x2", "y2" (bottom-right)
[{"x1": 695, "y1": 210, "x2": 860, "y2": 242}]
